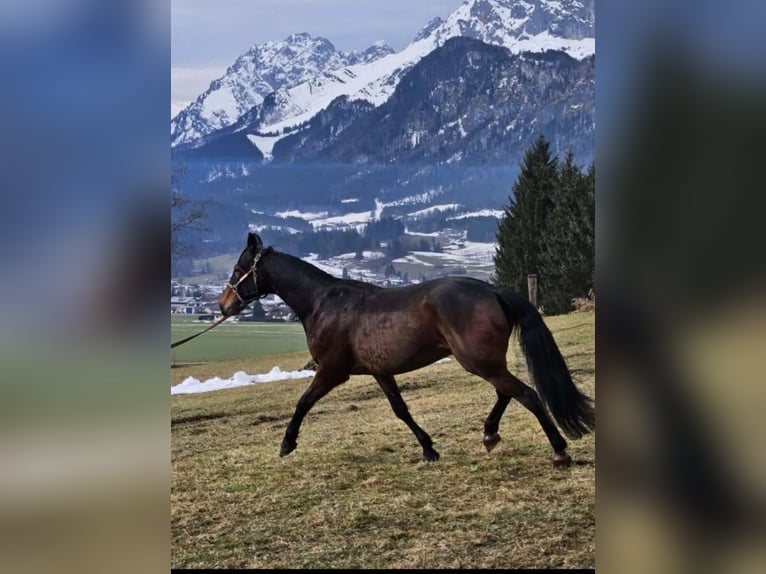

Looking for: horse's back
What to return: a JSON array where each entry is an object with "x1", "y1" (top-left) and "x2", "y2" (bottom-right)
[
  {"x1": 342, "y1": 276, "x2": 509, "y2": 375},
  {"x1": 424, "y1": 277, "x2": 504, "y2": 321}
]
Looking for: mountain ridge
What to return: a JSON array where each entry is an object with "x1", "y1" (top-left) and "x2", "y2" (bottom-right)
[
  {"x1": 178, "y1": 38, "x2": 594, "y2": 168},
  {"x1": 172, "y1": 0, "x2": 594, "y2": 150},
  {"x1": 171, "y1": 33, "x2": 395, "y2": 148}
]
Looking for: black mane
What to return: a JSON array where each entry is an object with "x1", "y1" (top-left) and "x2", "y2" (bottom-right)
[{"x1": 267, "y1": 249, "x2": 380, "y2": 292}]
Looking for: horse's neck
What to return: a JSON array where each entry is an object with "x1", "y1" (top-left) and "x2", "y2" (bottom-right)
[{"x1": 266, "y1": 252, "x2": 337, "y2": 321}]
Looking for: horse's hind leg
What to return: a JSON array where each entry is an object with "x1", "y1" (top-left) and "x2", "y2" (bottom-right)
[
  {"x1": 483, "y1": 390, "x2": 511, "y2": 452},
  {"x1": 280, "y1": 368, "x2": 348, "y2": 457},
  {"x1": 374, "y1": 374, "x2": 440, "y2": 462},
  {"x1": 484, "y1": 370, "x2": 572, "y2": 467}
]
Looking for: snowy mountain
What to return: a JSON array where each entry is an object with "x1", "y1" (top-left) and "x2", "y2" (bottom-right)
[
  {"x1": 171, "y1": 1, "x2": 596, "y2": 268},
  {"x1": 271, "y1": 38, "x2": 594, "y2": 166},
  {"x1": 170, "y1": 33, "x2": 394, "y2": 148},
  {"x1": 171, "y1": 0, "x2": 594, "y2": 150},
  {"x1": 419, "y1": 0, "x2": 594, "y2": 57}
]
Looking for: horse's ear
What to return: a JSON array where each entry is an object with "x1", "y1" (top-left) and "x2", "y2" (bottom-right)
[{"x1": 247, "y1": 232, "x2": 263, "y2": 253}]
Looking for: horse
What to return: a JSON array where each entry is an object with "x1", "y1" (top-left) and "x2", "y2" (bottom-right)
[{"x1": 219, "y1": 232, "x2": 594, "y2": 467}]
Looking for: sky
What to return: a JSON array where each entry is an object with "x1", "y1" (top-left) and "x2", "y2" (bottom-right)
[{"x1": 171, "y1": 0, "x2": 464, "y2": 117}]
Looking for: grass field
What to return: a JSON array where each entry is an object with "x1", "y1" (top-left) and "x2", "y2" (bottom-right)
[
  {"x1": 171, "y1": 315, "x2": 308, "y2": 364},
  {"x1": 171, "y1": 310, "x2": 595, "y2": 569}
]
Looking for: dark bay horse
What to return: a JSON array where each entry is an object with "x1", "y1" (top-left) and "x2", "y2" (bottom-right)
[{"x1": 219, "y1": 233, "x2": 594, "y2": 467}]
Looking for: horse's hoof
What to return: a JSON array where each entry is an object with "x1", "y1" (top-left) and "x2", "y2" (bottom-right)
[
  {"x1": 483, "y1": 432, "x2": 502, "y2": 452},
  {"x1": 423, "y1": 449, "x2": 440, "y2": 462},
  {"x1": 279, "y1": 441, "x2": 296, "y2": 457},
  {"x1": 552, "y1": 451, "x2": 572, "y2": 468}
]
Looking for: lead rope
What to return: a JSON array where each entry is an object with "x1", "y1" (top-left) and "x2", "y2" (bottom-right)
[
  {"x1": 171, "y1": 313, "x2": 230, "y2": 349},
  {"x1": 171, "y1": 251, "x2": 263, "y2": 349}
]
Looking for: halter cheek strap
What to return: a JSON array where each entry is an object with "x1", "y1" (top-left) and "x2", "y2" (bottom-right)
[{"x1": 227, "y1": 251, "x2": 263, "y2": 305}]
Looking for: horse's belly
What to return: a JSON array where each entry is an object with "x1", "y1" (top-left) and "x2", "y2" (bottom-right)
[{"x1": 353, "y1": 330, "x2": 449, "y2": 375}]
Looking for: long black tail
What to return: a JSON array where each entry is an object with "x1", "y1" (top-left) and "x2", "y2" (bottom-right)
[{"x1": 497, "y1": 291, "x2": 595, "y2": 439}]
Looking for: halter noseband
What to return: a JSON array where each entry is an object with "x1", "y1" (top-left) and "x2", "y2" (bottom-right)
[{"x1": 227, "y1": 250, "x2": 265, "y2": 306}]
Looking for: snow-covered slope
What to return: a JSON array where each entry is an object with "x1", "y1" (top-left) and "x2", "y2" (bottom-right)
[
  {"x1": 423, "y1": 0, "x2": 594, "y2": 58},
  {"x1": 171, "y1": 33, "x2": 394, "y2": 148},
  {"x1": 254, "y1": 38, "x2": 445, "y2": 134},
  {"x1": 172, "y1": 0, "x2": 594, "y2": 149},
  {"x1": 253, "y1": 0, "x2": 595, "y2": 134}
]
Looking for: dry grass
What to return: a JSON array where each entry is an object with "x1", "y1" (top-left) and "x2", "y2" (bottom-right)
[
  {"x1": 572, "y1": 289, "x2": 596, "y2": 313},
  {"x1": 171, "y1": 311, "x2": 595, "y2": 569}
]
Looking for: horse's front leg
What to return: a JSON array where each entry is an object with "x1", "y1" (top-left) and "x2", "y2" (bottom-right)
[{"x1": 280, "y1": 369, "x2": 348, "y2": 457}]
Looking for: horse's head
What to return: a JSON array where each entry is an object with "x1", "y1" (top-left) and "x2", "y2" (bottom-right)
[{"x1": 219, "y1": 232, "x2": 272, "y2": 316}]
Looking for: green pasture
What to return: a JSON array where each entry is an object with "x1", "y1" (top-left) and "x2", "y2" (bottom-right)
[{"x1": 170, "y1": 315, "x2": 308, "y2": 364}]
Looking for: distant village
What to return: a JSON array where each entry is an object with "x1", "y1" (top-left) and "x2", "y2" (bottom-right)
[
  {"x1": 171, "y1": 281, "x2": 295, "y2": 322},
  {"x1": 171, "y1": 232, "x2": 496, "y2": 322},
  {"x1": 171, "y1": 271, "x2": 411, "y2": 323}
]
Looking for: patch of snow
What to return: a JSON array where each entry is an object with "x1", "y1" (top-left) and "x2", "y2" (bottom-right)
[
  {"x1": 335, "y1": 250, "x2": 386, "y2": 260},
  {"x1": 392, "y1": 240, "x2": 498, "y2": 269},
  {"x1": 392, "y1": 254, "x2": 435, "y2": 267},
  {"x1": 276, "y1": 209, "x2": 328, "y2": 220},
  {"x1": 404, "y1": 229, "x2": 441, "y2": 238},
  {"x1": 443, "y1": 241, "x2": 498, "y2": 261},
  {"x1": 374, "y1": 198, "x2": 386, "y2": 220},
  {"x1": 249, "y1": 224, "x2": 302, "y2": 235},
  {"x1": 447, "y1": 209, "x2": 504, "y2": 220},
  {"x1": 199, "y1": 85, "x2": 240, "y2": 124},
  {"x1": 439, "y1": 118, "x2": 468, "y2": 138},
  {"x1": 410, "y1": 130, "x2": 425, "y2": 148},
  {"x1": 310, "y1": 210, "x2": 375, "y2": 230},
  {"x1": 246, "y1": 131, "x2": 294, "y2": 162},
  {"x1": 385, "y1": 188, "x2": 445, "y2": 207},
  {"x1": 171, "y1": 367, "x2": 316, "y2": 395},
  {"x1": 407, "y1": 203, "x2": 461, "y2": 218}
]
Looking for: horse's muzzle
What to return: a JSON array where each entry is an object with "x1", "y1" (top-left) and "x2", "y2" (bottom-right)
[
  {"x1": 218, "y1": 288, "x2": 242, "y2": 317},
  {"x1": 219, "y1": 300, "x2": 240, "y2": 318}
]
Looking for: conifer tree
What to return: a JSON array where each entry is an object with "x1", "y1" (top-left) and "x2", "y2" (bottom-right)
[
  {"x1": 493, "y1": 135, "x2": 558, "y2": 298},
  {"x1": 583, "y1": 162, "x2": 595, "y2": 289},
  {"x1": 539, "y1": 153, "x2": 595, "y2": 314}
]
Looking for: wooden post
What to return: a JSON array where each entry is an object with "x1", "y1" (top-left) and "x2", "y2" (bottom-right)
[{"x1": 527, "y1": 274, "x2": 538, "y2": 308}]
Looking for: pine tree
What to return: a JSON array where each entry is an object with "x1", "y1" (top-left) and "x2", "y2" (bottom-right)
[
  {"x1": 539, "y1": 153, "x2": 595, "y2": 314},
  {"x1": 493, "y1": 134, "x2": 558, "y2": 298},
  {"x1": 540, "y1": 151, "x2": 580, "y2": 313},
  {"x1": 583, "y1": 162, "x2": 595, "y2": 289}
]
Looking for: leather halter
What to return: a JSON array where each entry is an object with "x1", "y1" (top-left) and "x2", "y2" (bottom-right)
[{"x1": 226, "y1": 251, "x2": 264, "y2": 305}]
